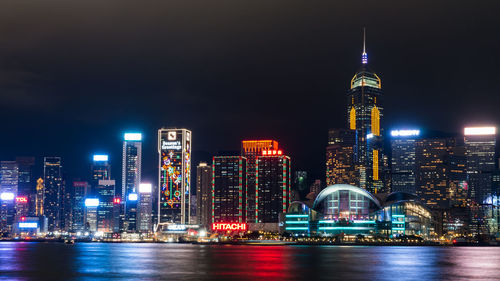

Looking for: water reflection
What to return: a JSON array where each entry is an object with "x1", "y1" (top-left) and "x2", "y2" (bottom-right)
[{"x1": 0, "y1": 242, "x2": 499, "y2": 280}]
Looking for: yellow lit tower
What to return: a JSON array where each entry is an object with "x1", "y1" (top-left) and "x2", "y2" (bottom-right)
[{"x1": 347, "y1": 29, "x2": 384, "y2": 194}]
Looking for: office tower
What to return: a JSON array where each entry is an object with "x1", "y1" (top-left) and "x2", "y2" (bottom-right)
[
  {"x1": 310, "y1": 179, "x2": 322, "y2": 195},
  {"x1": 256, "y1": 149, "x2": 291, "y2": 223},
  {"x1": 43, "y1": 157, "x2": 63, "y2": 232},
  {"x1": 91, "y1": 155, "x2": 111, "y2": 189},
  {"x1": 72, "y1": 181, "x2": 89, "y2": 232},
  {"x1": 346, "y1": 30, "x2": 384, "y2": 194},
  {"x1": 196, "y1": 162, "x2": 212, "y2": 227},
  {"x1": 212, "y1": 156, "x2": 247, "y2": 223},
  {"x1": 241, "y1": 140, "x2": 278, "y2": 223},
  {"x1": 448, "y1": 145, "x2": 468, "y2": 207},
  {"x1": 0, "y1": 192, "x2": 15, "y2": 234},
  {"x1": 390, "y1": 130, "x2": 420, "y2": 194},
  {"x1": 96, "y1": 180, "x2": 115, "y2": 233},
  {"x1": 1, "y1": 161, "x2": 19, "y2": 195},
  {"x1": 138, "y1": 183, "x2": 153, "y2": 233},
  {"x1": 15, "y1": 157, "x2": 35, "y2": 196},
  {"x1": 84, "y1": 198, "x2": 99, "y2": 232},
  {"x1": 35, "y1": 178, "x2": 44, "y2": 216},
  {"x1": 464, "y1": 127, "x2": 496, "y2": 204},
  {"x1": 415, "y1": 138, "x2": 454, "y2": 209},
  {"x1": 158, "y1": 128, "x2": 192, "y2": 224},
  {"x1": 122, "y1": 133, "x2": 142, "y2": 201},
  {"x1": 326, "y1": 129, "x2": 356, "y2": 186}
]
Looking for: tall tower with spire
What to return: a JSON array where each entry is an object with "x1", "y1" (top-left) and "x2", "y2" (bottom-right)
[{"x1": 346, "y1": 29, "x2": 384, "y2": 193}]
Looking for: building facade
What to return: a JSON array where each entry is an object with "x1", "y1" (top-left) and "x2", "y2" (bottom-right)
[
  {"x1": 346, "y1": 33, "x2": 384, "y2": 194},
  {"x1": 390, "y1": 130, "x2": 420, "y2": 194},
  {"x1": 43, "y1": 157, "x2": 63, "y2": 232},
  {"x1": 196, "y1": 162, "x2": 212, "y2": 228},
  {"x1": 326, "y1": 129, "x2": 356, "y2": 186},
  {"x1": 158, "y1": 128, "x2": 192, "y2": 224},
  {"x1": 241, "y1": 140, "x2": 278, "y2": 223},
  {"x1": 255, "y1": 150, "x2": 291, "y2": 223},
  {"x1": 212, "y1": 156, "x2": 247, "y2": 223}
]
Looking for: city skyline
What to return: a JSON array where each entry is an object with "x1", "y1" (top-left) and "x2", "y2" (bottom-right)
[{"x1": 1, "y1": 1, "x2": 500, "y2": 182}]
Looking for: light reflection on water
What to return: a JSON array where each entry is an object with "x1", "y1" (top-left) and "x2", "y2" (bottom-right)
[{"x1": 0, "y1": 242, "x2": 499, "y2": 280}]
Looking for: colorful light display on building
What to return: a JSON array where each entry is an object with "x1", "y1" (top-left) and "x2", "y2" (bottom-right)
[{"x1": 158, "y1": 128, "x2": 191, "y2": 224}]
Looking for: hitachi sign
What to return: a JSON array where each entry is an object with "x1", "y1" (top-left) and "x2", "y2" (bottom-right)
[{"x1": 212, "y1": 223, "x2": 247, "y2": 231}]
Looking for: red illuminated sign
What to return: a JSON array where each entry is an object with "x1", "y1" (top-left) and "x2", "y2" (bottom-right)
[
  {"x1": 262, "y1": 150, "x2": 283, "y2": 156},
  {"x1": 16, "y1": 196, "x2": 28, "y2": 203},
  {"x1": 211, "y1": 223, "x2": 247, "y2": 231},
  {"x1": 113, "y1": 198, "x2": 121, "y2": 204}
]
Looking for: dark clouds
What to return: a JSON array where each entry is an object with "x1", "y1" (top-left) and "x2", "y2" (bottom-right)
[{"x1": 0, "y1": 0, "x2": 499, "y2": 181}]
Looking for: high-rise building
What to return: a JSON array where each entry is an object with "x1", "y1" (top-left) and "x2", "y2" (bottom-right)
[
  {"x1": 241, "y1": 140, "x2": 278, "y2": 223},
  {"x1": 72, "y1": 181, "x2": 89, "y2": 232},
  {"x1": 96, "y1": 180, "x2": 115, "y2": 233},
  {"x1": 390, "y1": 130, "x2": 420, "y2": 194},
  {"x1": 16, "y1": 157, "x2": 35, "y2": 216},
  {"x1": 326, "y1": 129, "x2": 356, "y2": 186},
  {"x1": 256, "y1": 149, "x2": 291, "y2": 223},
  {"x1": 196, "y1": 162, "x2": 212, "y2": 228},
  {"x1": 212, "y1": 156, "x2": 247, "y2": 223},
  {"x1": 464, "y1": 127, "x2": 496, "y2": 204},
  {"x1": 15, "y1": 157, "x2": 35, "y2": 196},
  {"x1": 1, "y1": 161, "x2": 19, "y2": 195},
  {"x1": 91, "y1": 155, "x2": 111, "y2": 189},
  {"x1": 415, "y1": 138, "x2": 453, "y2": 209},
  {"x1": 35, "y1": 178, "x2": 44, "y2": 216},
  {"x1": 122, "y1": 133, "x2": 142, "y2": 201},
  {"x1": 43, "y1": 157, "x2": 63, "y2": 232},
  {"x1": 158, "y1": 128, "x2": 192, "y2": 224},
  {"x1": 346, "y1": 30, "x2": 384, "y2": 194},
  {"x1": 138, "y1": 183, "x2": 153, "y2": 233},
  {"x1": 84, "y1": 198, "x2": 99, "y2": 232}
]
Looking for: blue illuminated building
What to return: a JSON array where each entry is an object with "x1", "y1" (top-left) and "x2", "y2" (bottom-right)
[{"x1": 283, "y1": 184, "x2": 434, "y2": 239}]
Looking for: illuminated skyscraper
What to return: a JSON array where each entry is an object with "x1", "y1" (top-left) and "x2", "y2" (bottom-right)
[
  {"x1": 346, "y1": 30, "x2": 384, "y2": 193},
  {"x1": 212, "y1": 157, "x2": 247, "y2": 223},
  {"x1": 464, "y1": 127, "x2": 496, "y2": 204},
  {"x1": 72, "y1": 181, "x2": 89, "y2": 232},
  {"x1": 96, "y1": 180, "x2": 115, "y2": 233},
  {"x1": 415, "y1": 138, "x2": 454, "y2": 209},
  {"x1": 138, "y1": 183, "x2": 153, "y2": 232},
  {"x1": 122, "y1": 133, "x2": 142, "y2": 201},
  {"x1": 158, "y1": 128, "x2": 191, "y2": 224},
  {"x1": 256, "y1": 149, "x2": 291, "y2": 223},
  {"x1": 390, "y1": 130, "x2": 420, "y2": 194},
  {"x1": 326, "y1": 129, "x2": 356, "y2": 186},
  {"x1": 35, "y1": 178, "x2": 44, "y2": 216},
  {"x1": 241, "y1": 140, "x2": 278, "y2": 223},
  {"x1": 91, "y1": 155, "x2": 111, "y2": 189},
  {"x1": 196, "y1": 162, "x2": 212, "y2": 227},
  {"x1": 43, "y1": 157, "x2": 63, "y2": 231},
  {"x1": 0, "y1": 161, "x2": 19, "y2": 195}
]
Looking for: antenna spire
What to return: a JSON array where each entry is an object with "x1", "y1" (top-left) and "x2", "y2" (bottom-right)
[{"x1": 362, "y1": 28, "x2": 368, "y2": 64}]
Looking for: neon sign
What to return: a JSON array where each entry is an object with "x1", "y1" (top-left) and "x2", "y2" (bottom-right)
[
  {"x1": 0, "y1": 192, "x2": 15, "y2": 201},
  {"x1": 211, "y1": 223, "x2": 247, "y2": 231},
  {"x1": 162, "y1": 141, "x2": 182, "y2": 150},
  {"x1": 124, "y1": 133, "x2": 142, "y2": 141},
  {"x1": 93, "y1": 155, "x2": 109, "y2": 161},
  {"x1": 464, "y1": 127, "x2": 496, "y2": 136},
  {"x1": 391, "y1": 130, "x2": 420, "y2": 137},
  {"x1": 128, "y1": 193, "x2": 138, "y2": 201},
  {"x1": 18, "y1": 222, "x2": 38, "y2": 228},
  {"x1": 113, "y1": 198, "x2": 121, "y2": 204},
  {"x1": 85, "y1": 198, "x2": 99, "y2": 207},
  {"x1": 262, "y1": 150, "x2": 283, "y2": 156},
  {"x1": 16, "y1": 196, "x2": 28, "y2": 203}
]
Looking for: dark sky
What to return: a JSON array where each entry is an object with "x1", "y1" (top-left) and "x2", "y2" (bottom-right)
[{"x1": 1, "y1": 1, "x2": 500, "y2": 183}]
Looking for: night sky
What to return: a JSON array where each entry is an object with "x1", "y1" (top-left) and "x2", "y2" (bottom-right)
[{"x1": 1, "y1": 1, "x2": 500, "y2": 183}]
